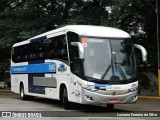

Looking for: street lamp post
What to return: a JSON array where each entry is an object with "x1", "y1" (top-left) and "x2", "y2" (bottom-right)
[{"x1": 156, "y1": 0, "x2": 160, "y2": 96}]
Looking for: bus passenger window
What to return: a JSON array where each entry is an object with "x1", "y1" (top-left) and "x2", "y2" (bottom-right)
[
  {"x1": 30, "y1": 54, "x2": 36, "y2": 59},
  {"x1": 48, "y1": 35, "x2": 68, "y2": 62},
  {"x1": 39, "y1": 52, "x2": 45, "y2": 58}
]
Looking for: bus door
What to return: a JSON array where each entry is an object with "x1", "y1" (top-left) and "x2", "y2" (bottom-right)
[{"x1": 67, "y1": 32, "x2": 83, "y2": 102}]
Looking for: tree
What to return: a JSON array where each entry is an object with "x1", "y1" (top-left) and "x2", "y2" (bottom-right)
[{"x1": 0, "y1": 0, "x2": 158, "y2": 78}]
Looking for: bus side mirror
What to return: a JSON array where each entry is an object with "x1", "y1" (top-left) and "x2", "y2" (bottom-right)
[
  {"x1": 71, "y1": 42, "x2": 84, "y2": 59},
  {"x1": 134, "y1": 44, "x2": 147, "y2": 62}
]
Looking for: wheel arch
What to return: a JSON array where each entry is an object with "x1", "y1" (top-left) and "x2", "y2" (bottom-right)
[
  {"x1": 19, "y1": 81, "x2": 24, "y2": 93},
  {"x1": 59, "y1": 83, "x2": 68, "y2": 101}
]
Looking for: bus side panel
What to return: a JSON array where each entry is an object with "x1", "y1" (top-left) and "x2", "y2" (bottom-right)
[
  {"x1": 11, "y1": 74, "x2": 28, "y2": 94},
  {"x1": 28, "y1": 73, "x2": 45, "y2": 94},
  {"x1": 11, "y1": 61, "x2": 29, "y2": 94},
  {"x1": 71, "y1": 75, "x2": 83, "y2": 104},
  {"x1": 42, "y1": 73, "x2": 59, "y2": 100}
]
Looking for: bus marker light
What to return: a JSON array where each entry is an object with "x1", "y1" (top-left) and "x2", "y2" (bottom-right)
[
  {"x1": 81, "y1": 37, "x2": 87, "y2": 47},
  {"x1": 81, "y1": 37, "x2": 87, "y2": 43}
]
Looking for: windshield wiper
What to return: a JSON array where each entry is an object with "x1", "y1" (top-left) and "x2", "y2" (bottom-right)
[
  {"x1": 116, "y1": 63, "x2": 127, "y2": 80},
  {"x1": 112, "y1": 51, "x2": 127, "y2": 80},
  {"x1": 101, "y1": 51, "x2": 118, "y2": 80},
  {"x1": 101, "y1": 52, "x2": 127, "y2": 80},
  {"x1": 101, "y1": 65, "x2": 112, "y2": 80},
  {"x1": 101, "y1": 52, "x2": 116, "y2": 80}
]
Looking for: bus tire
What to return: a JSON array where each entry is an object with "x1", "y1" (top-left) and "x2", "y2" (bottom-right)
[
  {"x1": 106, "y1": 104, "x2": 114, "y2": 110},
  {"x1": 20, "y1": 84, "x2": 28, "y2": 100},
  {"x1": 63, "y1": 88, "x2": 72, "y2": 110}
]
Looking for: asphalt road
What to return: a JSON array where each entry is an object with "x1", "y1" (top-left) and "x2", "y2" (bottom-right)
[{"x1": 0, "y1": 91, "x2": 160, "y2": 120}]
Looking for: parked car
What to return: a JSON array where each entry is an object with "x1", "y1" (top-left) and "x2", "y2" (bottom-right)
[{"x1": 0, "y1": 82, "x2": 8, "y2": 88}]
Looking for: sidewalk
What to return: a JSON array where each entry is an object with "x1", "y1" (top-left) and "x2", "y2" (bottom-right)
[
  {"x1": 138, "y1": 96, "x2": 160, "y2": 100},
  {"x1": 0, "y1": 89, "x2": 11, "y2": 92}
]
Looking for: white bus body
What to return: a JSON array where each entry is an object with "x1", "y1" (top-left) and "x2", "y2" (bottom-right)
[{"x1": 11, "y1": 25, "x2": 147, "y2": 109}]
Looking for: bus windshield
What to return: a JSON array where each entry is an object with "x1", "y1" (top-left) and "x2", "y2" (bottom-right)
[{"x1": 83, "y1": 37, "x2": 136, "y2": 81}]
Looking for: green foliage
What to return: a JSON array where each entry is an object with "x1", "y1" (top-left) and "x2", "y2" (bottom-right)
[{"x1": 0, "y1": 0, "x2": 158, "y2": 77}]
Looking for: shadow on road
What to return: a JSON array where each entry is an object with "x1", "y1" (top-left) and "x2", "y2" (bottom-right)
[
  {"x1": 26, "y1": 97, "x2": 130, "y2": 117},
  {"x1": 29, "y1": 97, "x2": 129, "y2": 113},
  {"x1": 0, "y1": 92, "x2": 130, "y2": 113}
]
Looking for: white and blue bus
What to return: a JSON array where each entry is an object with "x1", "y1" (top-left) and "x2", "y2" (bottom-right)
[{"x1": 11, "y1": 25, "x2": 147, "y2": 109}]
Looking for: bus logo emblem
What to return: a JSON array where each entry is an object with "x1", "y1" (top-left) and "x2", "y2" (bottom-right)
[
  {"x1": 58, "y1": 64, "x2": 67, "y2": 72},
  {"x1": 112, "y1": 91, "x2": 117, "y2": 95}
]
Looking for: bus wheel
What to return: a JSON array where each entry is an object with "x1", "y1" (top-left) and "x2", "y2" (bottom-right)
[
  {"x1": 20, "y1": 84, "x2": 28, "y2": 100},
  {"x1": 63, "y1": 88, "x2": 72, "y2": 109},
  {"x1": 106, "y1": 104, "x2": 114, "y2": 110}
]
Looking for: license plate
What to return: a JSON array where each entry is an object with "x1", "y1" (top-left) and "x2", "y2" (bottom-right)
[{"x1": 108, "y1": 99, "x2": 118, "y2": 104}]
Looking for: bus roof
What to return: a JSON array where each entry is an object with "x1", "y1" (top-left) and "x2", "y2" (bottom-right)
[
  {"x1": 67, "y1": 25, "x2": 130, "y2": 38},
  {"x1": 13, "y1": 25, "x2": 131, "y2": 47}
]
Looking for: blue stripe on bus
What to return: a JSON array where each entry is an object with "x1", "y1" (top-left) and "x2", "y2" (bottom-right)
[
  {"x1": 86, "y1": 84, "x2": 112, "y2": 90},
  {"x1": 11, "y1": 62, "x2": 56, "y2": 74},
  {"x1": 28, "y1": 60, "x2": 46, "y2": 94}
]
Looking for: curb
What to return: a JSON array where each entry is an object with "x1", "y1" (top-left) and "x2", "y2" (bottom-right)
[
  {"x1": 138, "y1": 96, "x2": 160, "y2": 100},
  {"x1": 0, "y1": 89, "x2": 11, "y2": 92}
]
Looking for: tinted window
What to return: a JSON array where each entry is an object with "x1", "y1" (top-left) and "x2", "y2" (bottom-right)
[
  {"x1": 12, "y1": 35, "x2": 68, "y2": 63},
  {"x1": 47, "y1": 35, "x2": 68, "y2": 61}
]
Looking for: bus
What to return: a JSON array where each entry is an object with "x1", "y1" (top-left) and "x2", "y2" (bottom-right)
[{"x1": 11, "y1": 25, "x2": 147, "y2": 109}]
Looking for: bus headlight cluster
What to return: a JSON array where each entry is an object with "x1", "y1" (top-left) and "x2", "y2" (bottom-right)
[
  {"x1": 82, "y1": 84, "x2": 97, "y2": 92},
  {"x1": 77, "y1": 81, "x2": 97, "y2": 92},
  {"x1": 128, "y1": 87, "x2": 138, "y2": 92}
]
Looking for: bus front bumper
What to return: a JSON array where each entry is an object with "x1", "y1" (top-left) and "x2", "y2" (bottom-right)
[{"x1": 81, "y1": 89, "x2": 138, "y2": 106}]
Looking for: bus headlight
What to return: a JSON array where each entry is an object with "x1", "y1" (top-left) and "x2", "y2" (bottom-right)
[
  {"x1": 77, "y1": 81, "x2": 97, "y2": 92},
  {"x1": 85, "y1": 86, "x2": 97, "y2": 92},
  {"x1": 128, "y1": 87, "x2": 138, "y2": 92}
]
